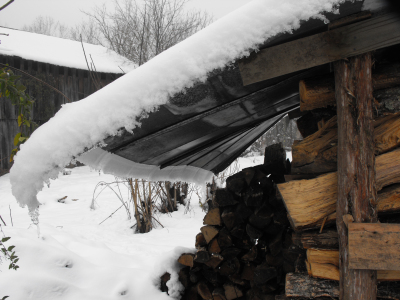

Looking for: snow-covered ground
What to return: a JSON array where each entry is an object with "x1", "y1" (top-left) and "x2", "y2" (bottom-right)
[{"x1": 0, "y1": 155, "x2": 276, "y2": 300}]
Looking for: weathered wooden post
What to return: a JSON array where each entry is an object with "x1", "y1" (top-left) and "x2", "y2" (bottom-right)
[{"x1": 334, "y1": 53, "x2": 378, "y2": 299}]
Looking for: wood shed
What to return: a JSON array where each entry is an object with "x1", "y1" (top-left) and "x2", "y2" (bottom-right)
[
  {"x1": 0, "y1": 26, "x2": 135, "y2": 175},
  {"x1": 81, "y1": 1, "x2": 400, "y2": 299},
  {"x1": 7, "y1": 0, "x2": 400, "y2": 299}
]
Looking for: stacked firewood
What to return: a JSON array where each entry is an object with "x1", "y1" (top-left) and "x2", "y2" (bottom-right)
[
  {"x1": 276, "y1": 60, "x2": 400, "y2": 299},
  {"x1": 161, "y1": 143, "x2": 306, "y2": 300}
]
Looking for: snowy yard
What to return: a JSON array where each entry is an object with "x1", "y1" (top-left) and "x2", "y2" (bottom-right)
[{"x1": 0, "y1": 156, "x2": 266, "y2": 300}]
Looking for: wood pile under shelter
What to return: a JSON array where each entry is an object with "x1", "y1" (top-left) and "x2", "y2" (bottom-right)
[{"x1": 160, "y1": 9, "x2": 400, "y2": 300}]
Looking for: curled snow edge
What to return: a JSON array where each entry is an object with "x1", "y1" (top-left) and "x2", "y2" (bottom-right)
[{"x1": 10, "y1": 0, "x2": 351, "y2": 211}]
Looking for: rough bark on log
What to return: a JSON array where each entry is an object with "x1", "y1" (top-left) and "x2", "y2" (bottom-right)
[
  {"x1": 291, "y1": 113, "x2": 400, "y2": 174},
  {"x1": 299, "y1": 64, "x2": 400, "y2": 111},
  {"x1": 335, "y1": 54, "x2": 377, "y2": 300},
  {"x1": 292, "y1": 230, "x2": 339, "y2": 250},
  {"x1": 285, "y1": 273, "x2": 339, "y2": 298},
  {"x1": 278, "y1": 148, "x2": 400, "y2": 230},
  {"x1": 375, "y1": 86, "x2": 400, "y2": 116},
  {"x1": 203, "y1": 208, "x2": 222, "y2": 226}
]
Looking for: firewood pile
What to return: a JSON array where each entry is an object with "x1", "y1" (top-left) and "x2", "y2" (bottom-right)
[
  {"x1": 160, "y1": 60, "x2": 400, "y2": 300},
  {"x1": 161, "y1": 143, "x2": 304, "y2": 300}
]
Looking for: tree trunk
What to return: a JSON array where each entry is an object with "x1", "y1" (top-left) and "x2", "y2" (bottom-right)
[{"x1": 334, "y1": 53, "x2": 378, "y2": 300}]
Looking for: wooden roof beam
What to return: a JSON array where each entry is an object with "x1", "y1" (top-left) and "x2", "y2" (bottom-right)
[{"x1": 238, "y1": 12, "x2": 400, "y2": 86}]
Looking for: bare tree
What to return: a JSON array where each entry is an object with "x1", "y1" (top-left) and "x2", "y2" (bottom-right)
[
  {"x1": 84, "y1": 0, "x2": 213, "y2": 65},
  {"x1": 22, "y1": 16, "x2": 70, "y2": 39}
]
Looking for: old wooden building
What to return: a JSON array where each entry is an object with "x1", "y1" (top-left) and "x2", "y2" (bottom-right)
[{"x1": 0, "y1": 26, "x2": 136, "y2": 174}]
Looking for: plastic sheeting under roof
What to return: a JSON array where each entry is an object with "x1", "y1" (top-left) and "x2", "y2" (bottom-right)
[{"x1": 97, "y1": 1, "x2": 366, "y2": 175}]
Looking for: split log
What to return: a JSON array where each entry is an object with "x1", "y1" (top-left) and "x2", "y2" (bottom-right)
[
  {"x1": 221, "y1": 207, "x2": 235, "y2": 230},
  {"x1": 226, "y1": 172, "x2": 246, "y2": 194},
  {"x1": 196, "y1": 233, "x2": 207, "y2": 249},
  {"x1": 278, "y1": 148, "x2": 400, "y2": 230},
  {"x1": 223, "y1": 284, "x2": 243, "y2": 300},
  {"x1": 296, "y1": 108, "x2": 337, "y2": 138},
  {"x1": 307, "y1": 261, "x2": 400, "y2": 282},
  {"x1": 248, "y1": 206, "x2": 273, "y2": 229},
  {"x1": 264, "y1": 143, "x2": 287, "y2": 174},
  {"x1": 246, "y1": 223, "x2": 263, "y2": 239},
  {"x1": 307, "y1": 249, "x2": 339, "y2": 266},
  {"x1": 221, "y1": 248, "x2": 242, "y2": 261},
  {"x1": 266, "y1": 253, "x2": 283, "y2": 267},
  {"x1": 179, "y1": 253, "x2": 195, "y2": 267},
  {"x1": 160, "y1": 272, "x2": 171, "y2": 294},
  {"x1": 218, "y1": 228, "x2": 233, "y2": 249},
  {"x1": 197, "y1": 281, "x2": 212, "y2": 300},
  {"x1": 292, "y1": 230, "x2": 339, "y2": 250},
  {"x1": 219, "y1": 257, "x2": 241, "y2": 277},
  {"x1": 306, "y1": 248, "x2": 400, "y2": 281},
  {"x1": 179, "y1": 267, "x2": 191, "y2": 288},
  {"x1": 203, "y1": 208, "x2": 222, "y2": 226},
  {"x1": 208, "y1": 238, "x2": 221, "y2": 254},
  {"x1": 253, "y1": 264, "x2": 277, "y2": 286},
  {"x1": 299, "y1": 64, "x2": 400, "y2": 111},
  {"x1": 241, "y1": 263, "x2": 256, "y2": 281},
  {"x1": 377, "y1": 184, "x2": 400, "y2": 214},
  {"x1": 212, "y1": 287, "x2": 227, "y2": 300},
  {"x1": 194, "y1": 248, "x2": 210, "y2": 264},
  {"x1": 215, "y1": 189, "x2": 238, "y2": 207},
  {"x1": 182, "y1": 285, "x2": 200, "y2": 300},
  {"x1": 200, "y1": 226, "x2": 219, "y2": 244},
  {"x1": 241, "y1": 246, "x2": 258, "y2": 262},
  {"x1": 291, "y1": 113, "x2": 400, "y2": 174},
  {"x1": 204, "y1": 254, "x2": 224, "y2": 269}
]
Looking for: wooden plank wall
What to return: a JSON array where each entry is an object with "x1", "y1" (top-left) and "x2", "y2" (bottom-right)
[{"x1": 0, "y1": 55, "x2": 121, "y2": 175}]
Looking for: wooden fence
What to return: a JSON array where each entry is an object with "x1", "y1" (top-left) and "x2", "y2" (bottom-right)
[{"x1": 0, "y1": 55, "x2": 122, "y2": 175}]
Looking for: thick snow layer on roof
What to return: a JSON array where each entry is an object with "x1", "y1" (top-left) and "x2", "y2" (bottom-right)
[
  {"x1": 10, "y1": 0, "x2": 351, "y2": 211},
  {"x1": 0, "y1": 27, "x2": 136, "y2": 74}
]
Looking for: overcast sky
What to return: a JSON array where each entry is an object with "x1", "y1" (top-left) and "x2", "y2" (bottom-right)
[{"x1": 0, "y1": 0, "x2": 253, "y2": 30}]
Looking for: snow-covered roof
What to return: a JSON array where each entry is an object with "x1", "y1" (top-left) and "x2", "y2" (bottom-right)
[
  {"x1": 0, "y1": 27, "x2": 136, "y2": 74},
  {"x1": 10, "y1": 0, "x2": 377, "y2": 212}
]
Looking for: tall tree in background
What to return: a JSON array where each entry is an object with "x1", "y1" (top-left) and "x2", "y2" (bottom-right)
[
  {"x1": 22, "y1": 16, "x2": 70, "y2": 39},
  {"x1": 23, "y1": 0, "x2": 212, "y2": 66},
  {"x1": 81, "y1": 0, "x2": 212, "y2": 65}
]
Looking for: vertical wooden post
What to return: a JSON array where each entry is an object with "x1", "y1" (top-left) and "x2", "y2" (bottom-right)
[{"x1": 334, "y1": 53, "x2": 378, "y2": 300}]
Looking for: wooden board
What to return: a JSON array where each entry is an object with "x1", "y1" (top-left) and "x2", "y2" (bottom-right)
[
  {"x1": 238, "y1": 13, "x2": 400, "y2": 85},
  {"x1": 349, "y1": 223, "x2": 400, "y2": 271}
]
